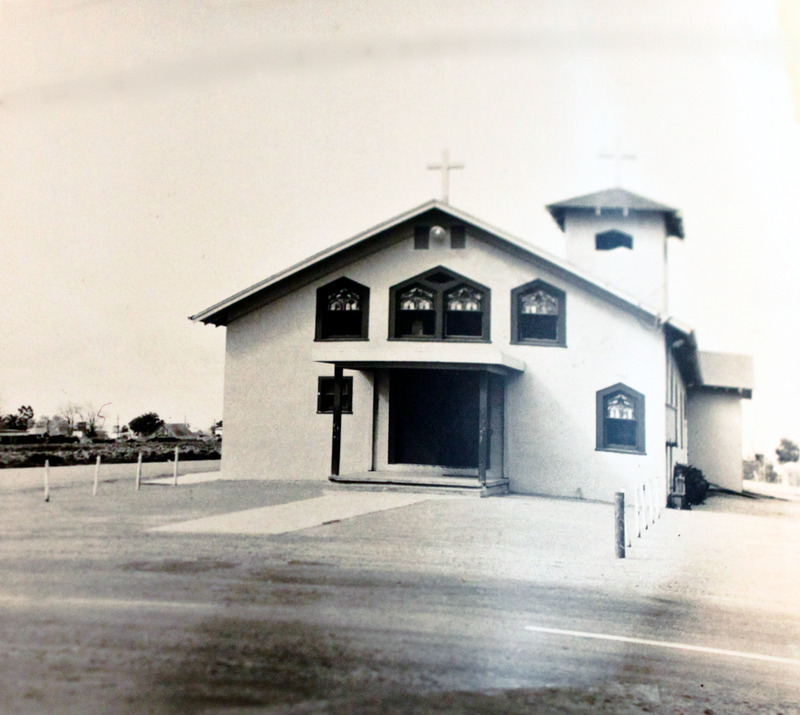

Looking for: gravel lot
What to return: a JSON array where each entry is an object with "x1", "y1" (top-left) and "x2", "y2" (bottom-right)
[{"x1": 1, "y1": 472, "x2": 798, "y2": 713}]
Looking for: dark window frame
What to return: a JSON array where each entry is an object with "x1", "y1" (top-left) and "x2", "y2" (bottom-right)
[
  {"x1": 596, "y1": 383, "x2": 646, "y2": 454},
  {"x1": 450, "y1": 225, "x2": 466, "y2": 249},
  {"x1": 511, "y1": 279, "x2": 566, "y2": 347},
  {"x1": 315, "y1": 277, "x2": 370, "y2": 341},
  {"x1": 317, "y1": 376, "x2": 353, "y2": 414},
  {"x1": 389, "y1": 266, "x2": 490, "y2": 342},
  {"x1": 595, "y1": 229, "x2": 633, "y2": 251},
  {"x1": 414, "y1": 225, "x2": 430, "y2": 250}
]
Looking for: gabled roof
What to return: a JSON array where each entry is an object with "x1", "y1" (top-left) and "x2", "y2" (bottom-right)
[
  {"x1": 546, "y1": 188, "x2": 684, "y2": 239},
  {"x1": 191, "y1": 199, "x2": 668, "y2": 327},
  {"x1": 147, "y1": 423, "x2": 199, "y2": 440}
]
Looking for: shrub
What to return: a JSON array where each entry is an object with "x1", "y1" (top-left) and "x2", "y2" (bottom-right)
[{"x1": 674, "y1": 463, "x2": 709, "y2": 508}]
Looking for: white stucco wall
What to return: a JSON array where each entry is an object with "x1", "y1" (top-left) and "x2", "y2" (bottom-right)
[
  {"x1": 564, "y1": 212, "x2": 668, "y2": 313},
  {"x1": 687, "y1": 391, "x2": 744, "y2": 492},
  {"x1": 219, "y1": 220, "x2": 670, "y2": 502}
]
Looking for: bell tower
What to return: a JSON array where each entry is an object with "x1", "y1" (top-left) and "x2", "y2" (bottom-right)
[{"x1": 546, "y1": 188, "x2": 684, "y2": 313}]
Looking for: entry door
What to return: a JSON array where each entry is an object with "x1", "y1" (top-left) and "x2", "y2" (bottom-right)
[{"x1": 388, "y1": 369, "x2": 480, "y2": 468}]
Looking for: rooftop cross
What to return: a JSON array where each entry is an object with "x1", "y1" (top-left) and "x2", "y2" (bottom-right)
[
  {"x1": 427, "y1": 149, "x2": 464, "y2": 204},
  {"x1": 598, "y1": 138, "x2": 637, "y2": 187}
]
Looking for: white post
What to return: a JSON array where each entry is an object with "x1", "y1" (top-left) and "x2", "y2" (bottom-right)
[
  {"x1": 93, "y1": 455, "x2": 101, "y2": 496},
  {"x1": 135, "y1": 452, "x2": 142, "y2": 491},
  {"x1": 634, "y1": 486, "x2": 641, "y2": 538},
  {"x1": 650, "y1": 480, "x2": 657, "y2": 524},
  {"x1": 44, "y1": 459, "x2": 50, "y2": 502},
  {"x1": 173, "y1": 446, "x2": 179, "y2": 486}
]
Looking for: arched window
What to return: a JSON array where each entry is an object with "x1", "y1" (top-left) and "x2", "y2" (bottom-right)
[
  {"x1": 596, "y1": 383, "x2": 645, "y2": 453},
  {"x1": 511, "y1": 279, "x2": 566, "y2": 346},
  {"x1": 595, "y1": 229, "x2": 633, "y2": 251},
  {"x1": 390, "y1": 267, "x2": 490, "y2": 341},
  {"x1": 315, "y1": 277, "x2": 369, "y2": 340}
]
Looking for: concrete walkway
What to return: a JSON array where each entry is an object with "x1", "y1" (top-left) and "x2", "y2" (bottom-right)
[{"x1": 150, "y1": 491, "x2": 448, "y2": 535}]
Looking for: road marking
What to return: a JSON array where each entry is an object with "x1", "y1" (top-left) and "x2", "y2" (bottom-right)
[{"x1": 525, "y1": 626, "x2": 800, "y2": 666}]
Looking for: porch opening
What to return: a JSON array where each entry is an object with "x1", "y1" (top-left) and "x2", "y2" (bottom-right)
[{"x1": 388, "y1": 368, "x2": 481, "y2": 468}]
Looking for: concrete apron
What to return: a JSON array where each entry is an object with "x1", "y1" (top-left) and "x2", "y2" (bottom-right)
[{"x1": 150, "y1": 492, "x2": 448, "y2": 536}]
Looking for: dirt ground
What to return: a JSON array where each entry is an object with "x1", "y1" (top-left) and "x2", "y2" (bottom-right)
[{"x1": 1, "y1": 474, "x2": 799, "y2": 714}]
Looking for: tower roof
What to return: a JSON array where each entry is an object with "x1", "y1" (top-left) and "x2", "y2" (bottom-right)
[{"x1": 546, "y1": 188, "x2": 684, "y2": 239}]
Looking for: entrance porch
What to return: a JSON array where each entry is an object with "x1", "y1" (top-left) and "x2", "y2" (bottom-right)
[{"x1": 318, "y1": 353, "x2": 524, "y2": 494}]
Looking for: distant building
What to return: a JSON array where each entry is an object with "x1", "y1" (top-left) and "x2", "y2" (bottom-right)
[
  {"x1": 146, "y1": 423, "x2": 200, "y2": 441},
  {"x1": 192, "y1": 188, "x2": 753, "y2": 500}
]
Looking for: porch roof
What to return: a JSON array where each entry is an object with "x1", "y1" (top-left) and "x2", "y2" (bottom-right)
[{"x1": 312, "y1": 343, "x2": 525, "y2": 375}]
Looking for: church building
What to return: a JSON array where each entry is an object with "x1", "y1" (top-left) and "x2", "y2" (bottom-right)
[{"x1": 192, "y1": 187, "x2": 753, "y2": 502}]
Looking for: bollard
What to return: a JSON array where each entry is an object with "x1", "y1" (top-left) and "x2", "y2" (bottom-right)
[
  {"x1": 44, "y1": 459, "x2": 50, "y2": 503},
  {"x1": 173, "y1": 446, "x2": 179, "y2": 486},
  {"x1": 135, "y1": 452, "x2": 143, "y2": 491},
  {"x1": 93, "y1": 455, "x2": 101, "y2": 496},
  {"x1": 614, "y1": 491, "x2": 625, "y2": 558}
]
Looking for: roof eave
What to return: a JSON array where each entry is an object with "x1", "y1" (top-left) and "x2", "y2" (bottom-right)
[
  {"x1": 191, "y1": 199, "x2": 664, "y2": 328},
  {"x1": 545, "y1": 204, "x2": 684, "y2": 239},
  {"x1": 665, "y1": 320, "x2": 702, "y2": 387}
]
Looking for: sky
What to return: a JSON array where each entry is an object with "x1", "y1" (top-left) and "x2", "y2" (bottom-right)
[{"x1": 1, "y1": 0, "x2": 799, "y2": 452}]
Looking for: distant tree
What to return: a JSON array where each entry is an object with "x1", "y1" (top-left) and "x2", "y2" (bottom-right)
[
  {"x1": 57, "y1": 402, "x2": 83, "y2": 431},
  {"x1": 0, "y1": 405, "x2": 34, "y2": 430},
  {"x1": 775, "y1": 438, "x2": 800, "y2": 464},
  {"x1": 128, "y1": 412, "x2": 164, "y2": 437},
  {"x1": 79, "y1": 404, "x2": 103, "y2": 438}
]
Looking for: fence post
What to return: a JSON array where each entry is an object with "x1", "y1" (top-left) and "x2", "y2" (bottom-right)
[
  {"x1": 614, "y1": 491, "x2": 626, "y2": 558},
  {"x1": 44, "y1": 459, "x2": 50, "y2": 503},
  {"x1": 173, "y1": 446, "x2": 179, "y2": 486},
  {"x1": 93, "y1": 455, "x2": 101, "y2": 496},
  {"x1": 135, "y1": 452, "x2": 142, "y2": 491}
]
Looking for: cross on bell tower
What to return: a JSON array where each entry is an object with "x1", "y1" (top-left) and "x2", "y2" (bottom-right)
[
  {"x1": 427, "y1": 149, "x2": 464, "y2": 204},
  {"x1": 598, "y1": 137, "x2": 637, "y2": 187}
]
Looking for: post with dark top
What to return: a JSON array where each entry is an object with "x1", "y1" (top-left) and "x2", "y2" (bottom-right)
[
  {"x1": 331, "y1": 365, "x2": 343, "y2": 476},
  {"x1": 615, "y1": 491, "x2": 626, "y2": 558},
  {"x1": 44, "y1": 459, "x2": 50, "y2": 502}
]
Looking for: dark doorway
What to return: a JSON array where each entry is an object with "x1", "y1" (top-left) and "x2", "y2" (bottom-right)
[{"x1": 388, "y1": 369, "x2": 480, "y2": 468}]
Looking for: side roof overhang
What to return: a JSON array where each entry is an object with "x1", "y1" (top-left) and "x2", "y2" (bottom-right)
[
  {"x1": 191, "y1": 200, "x2": 666, "y2": 328},
  {"x1": 546, "y1": 187, "x2": 685, "y2": 239},
  {"x1": 695, "y1": 351, "x2": 755, "y2": 399}
]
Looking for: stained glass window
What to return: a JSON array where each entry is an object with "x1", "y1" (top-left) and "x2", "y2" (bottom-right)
[
  {"x1": 446, "y1": 287, "x2": 482, "y2": 312},
  {"x1": 399, "y1": 287, "x2": 434, "y2": 311},
  {"x1": 606, "y1": 393, "x2": 635, "y2": 420},
  {"x1": 327, "y1": 288, "x2": 360, "y2": 312},
  {"x1": 316, "y1": 278, "x2": 369, "y2": 340},
  {"x1": 391, "y1": 268, "x2": 490, "y2": 340},
  {"x1": 597, "y1": 384, "x2": 645, "y2": 453},
  {"x1": 512, "y1": 280, "x2": 565, "y2": 345},
  {"x1": 521, "y1": 290, "x2": 558, "y2": 315}
]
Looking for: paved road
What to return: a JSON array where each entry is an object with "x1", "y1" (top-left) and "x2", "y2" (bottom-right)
[{"x1": 0, "y1": 478, "x2": 798, "y2": 713}]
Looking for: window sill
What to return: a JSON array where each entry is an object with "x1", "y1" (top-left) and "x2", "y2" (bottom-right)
[
  {"x1": 315, "y1": 337, "x2": 369, "y2": 342},
  {"x1": 596, "y1": 446, "x2": 646, "y2": 455},
  {"x1": 511, "y1": 339, "x2": 567, "y2": 348},
  {"x1": 388, "y1": 336, "x2": 491, "y2": 343}
]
